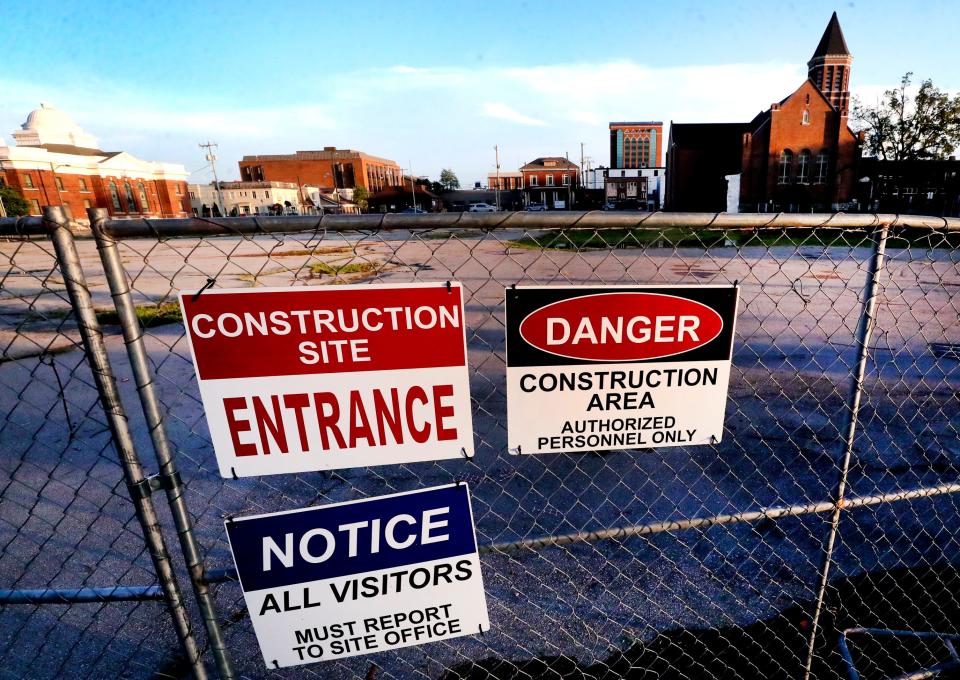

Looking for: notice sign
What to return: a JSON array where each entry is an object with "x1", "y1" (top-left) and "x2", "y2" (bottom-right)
[
  {"x1": 506, "y1": 286, "x2": 739, "y2": 455},
  {"x1": 179, "y1": 283, "x2": 474, "y2": 478},
  {"x1": 225, "y1": 484, "x2": 489, "y2": 668}
]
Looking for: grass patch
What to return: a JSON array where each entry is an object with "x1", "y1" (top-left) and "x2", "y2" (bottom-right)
[
  {"x1": 507, "y1": 228, "x2": 730, "y2": 251},
  {"x1": 309, "y1": 261, "x2": 380, "y2": 277},
  {"x1": 234, "y1": 246, "x2": 352, "y2": 257},
  {"x1": 95, "y1": 301, "x2": 182, "y2": 328},
  {"x1": 507, "y1": 227, "x2": 960, "y2": 251}
]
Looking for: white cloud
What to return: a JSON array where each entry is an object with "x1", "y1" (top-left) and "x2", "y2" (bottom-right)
[{"x1": 481, "y1": 102, "x2": 546, "y2": 126}]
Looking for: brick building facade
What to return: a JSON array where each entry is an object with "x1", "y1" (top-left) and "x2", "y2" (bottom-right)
[
  {"x1": 610, "y1": 122, "x2": 663, "y2": 169},
  {"x1": 666, "y1": 13, "x2": 861, "y2": 212},
  {"x1": 0, "y1": 104, "x2": 190, "y2": 219},
  {"x1": 520, "y1": 157, "x2": 580, "y2": 209},
  {"x1": 238, "y1": 148, "x2": 402, "y2": 192}
]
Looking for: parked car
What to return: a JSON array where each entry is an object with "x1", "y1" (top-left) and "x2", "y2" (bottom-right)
[
  {"x1": 467, "y1": 202, "x2": 497, "y2": 213},
  {"x1": 400, "y1": 206, "x2": 426, "y2": 214},
  {"x1": 525, "y1": 202, "x2": 546, "y2": 212},
  {"x1": 602, "y1": 202, "x2": 617, "y2": 211}
]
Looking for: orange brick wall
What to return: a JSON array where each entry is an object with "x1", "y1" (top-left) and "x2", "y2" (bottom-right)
[{"x1": 3, "y1": 168, "x2": 189, "y2": 217}]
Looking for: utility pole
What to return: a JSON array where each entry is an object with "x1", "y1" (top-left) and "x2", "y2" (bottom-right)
[
  {"x1": 0, "y1": 161, "x2": 6, "y2": 218},
  {"x1": 494, "y1": 145, "x2": 501, "y2": 211},
  {"x1": 199, "y1": 141, "x2": 225, "y2": 217},
  {"x1": 580, "y1": 142, "x2": 585, "y2": 188},
  {"x1": 408, "y1": 162, "x2": 417, "y2": 212}
]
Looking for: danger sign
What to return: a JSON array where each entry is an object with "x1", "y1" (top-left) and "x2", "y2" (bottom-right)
[
  {"x1": 179, "y1": 283, "x2": 474, "y2": 478},
  {"x1": 225, "y1": 484, "x2": 489, "y2": 668},
  {"x1": 506, "y1": 286, "x2": 739, "y2": 455}
]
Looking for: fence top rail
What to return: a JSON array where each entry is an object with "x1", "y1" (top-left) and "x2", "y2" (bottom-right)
[{"x1": 3, "y1": 210, "x2": 959, "y2": 240}]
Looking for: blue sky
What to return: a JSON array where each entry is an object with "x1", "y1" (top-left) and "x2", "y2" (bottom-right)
[{"x1": 2, "y1": 0, "x2": 957, "y2": 186}]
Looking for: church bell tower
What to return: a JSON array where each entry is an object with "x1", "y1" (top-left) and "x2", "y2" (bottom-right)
[{"x1": 807, "y1": 12, "x2": 853, "y2": 116}]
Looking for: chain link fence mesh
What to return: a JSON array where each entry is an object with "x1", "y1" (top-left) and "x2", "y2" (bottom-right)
[
  {"x1": 0, "y1": 229, "x2": 186, "y2": 679},
  {"x1": 2, "y1": 215, "x2": 959, "y2": 679}
]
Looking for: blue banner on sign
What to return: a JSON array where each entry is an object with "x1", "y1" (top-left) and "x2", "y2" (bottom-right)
[{"x1": 226, "y1": 484, "x2": 477, "y2": 592}]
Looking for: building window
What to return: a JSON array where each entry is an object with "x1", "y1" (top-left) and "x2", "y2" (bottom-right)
[
  {"x1": 562, "y1": 174, "x2": 570, "y2": 185},
  {"x1": 55, "y1": 176, "x2": 64, "y2": 191},
  {"x1": 175, "y1": 184, "x2": 183, "y2": 196},
  {"x1": 546, "y1": 175, "x2": 554, "y2": 186},
  {"x1": 802, "y1": 109, "x2": 810, "y2": 125},
  {"x1": 252, "y1": 191, "x2": 257, "y2": 198},
  {"x1": 530, "y1": 176, "x2": 538, "y2": 186},
  {"x1": 30, "y1": 199, "x2": 41, "y2": 214},
  {"x1": 138, "y1": 183, "x2": 149, "y2": 212},
  {"x1": 124, "y1": 182, "x2": 138, "y2": 212},
  {"x1": 265, "y1": 191, "x2": 270, "y2": 198},
  {"x1": 109, "y1": 181, "x2": 122, "y2": 211},
  {"x1": 78, "y1": 178, "x2": 88, "y2": 192},
  {"x1": 22, "y1": 174, "x2": 34, "y2": 188},
  {"x1": 189, "y1": 191, "x2": 196, "y2": 199},
  {"x1": 815, "y1": 151, "x2": 829, "y2": 184},
  {"x1": 826, "y1": 66, "x2": 834, "y2": 92},
  {"x1": 778, "y1": 150, "x2": 793, "y2": 184},
  {"x1": 797, "y1": 150, "x2": 811, "y2": 184}
]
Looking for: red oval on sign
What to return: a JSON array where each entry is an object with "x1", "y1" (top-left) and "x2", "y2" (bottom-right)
[{"x1": 519, "y1": 292, "x2": 723, "y2": 362}]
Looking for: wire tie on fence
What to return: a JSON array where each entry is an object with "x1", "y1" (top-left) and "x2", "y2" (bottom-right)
[
  {"x1": 272, "y1": 660, "x2": 279, "y2": 669},
  {"x1": 478, "y1": 623, "x2": 485, "y2": 636},
  {"x1": 710, "y1": 435, "x2": 718, "y2": 444},
  {"x1": 445, "y1": 280, "x2": 452, "y2": 293},
  {"x1": 191, "y1": 277, "x2": 217, "y2": 302},
  {"x1": 733, "y1": 279, "x2": 740, "y2": 288},
  {"x1": 230, "y1": 467, "x2": 238, "y2": 480},
  {"x1": 461, "y1": 447, "x2": 470, "y2": 459}
]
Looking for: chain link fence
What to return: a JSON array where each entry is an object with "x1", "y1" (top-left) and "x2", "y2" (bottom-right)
[{"x1": 2, "y1": 208, "x2": 959, "y2": 679}]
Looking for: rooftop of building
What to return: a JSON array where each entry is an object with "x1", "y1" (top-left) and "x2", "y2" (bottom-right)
[
  {"x1": 609, "y1": 122, "x2": 664, "y2": 127},
  {"x1": 520, "y1": 157, "x2": 580, "y2": 170},
  {"x1": 668, "y1": 122, "x2": 752, "y2": 146},
  {"x1": 810, "y1": 11, "x2": 850, "y2": 59},
  {"x1": 240, "y1": 147, "x2": 400, "y2": 167}
]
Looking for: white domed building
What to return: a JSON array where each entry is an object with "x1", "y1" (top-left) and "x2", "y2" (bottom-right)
[{"x1": 0, "y1": 103, "x2": 190, "y2": 218}]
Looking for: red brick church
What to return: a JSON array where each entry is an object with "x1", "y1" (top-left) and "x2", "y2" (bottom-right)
[{"x1": 666, "y1": 13, "x2": 862, "y2": 212}]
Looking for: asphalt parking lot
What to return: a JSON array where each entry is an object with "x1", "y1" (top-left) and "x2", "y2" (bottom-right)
[{"x1": 2, "y1": 230, "x2": 959, "y2": 678}]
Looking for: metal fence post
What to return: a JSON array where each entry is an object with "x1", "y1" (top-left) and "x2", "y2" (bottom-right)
[
  {"x1": 88, "y1": 208, "x2": 235, "y2": 680},
  {"x1": 43, "y1": 206, "x2": 209, "y2": 680},
  {"x1": 803, "y1": 219, "x2": 892, "y2": 679}
]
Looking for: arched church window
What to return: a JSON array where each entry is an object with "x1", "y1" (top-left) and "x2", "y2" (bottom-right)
[
  {"x1": 797, "y1": 150, "x2": 811, "y2": 184},
  {"x1": 778, "y1": 150, "x2": 793, "y2": 185},
  {"x1": 138, "y1": 183, "x2": 149, "y2": 212},
  {"x1": 108, "y1": 181, "x2": 122, "y2": 211},
  {"x1": 802, "y1": 109, "x2": 810, "y2": 125},
  {"x1": 124, "y1": 182, "x2": 138, "y2": 212}
]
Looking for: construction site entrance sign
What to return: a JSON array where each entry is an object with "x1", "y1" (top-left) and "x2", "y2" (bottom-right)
[
  {"x1": 506, "y1": 286, "x2": 739, "y2": 455},
  {"x1": 225, "y1": 484, "x2": 489, "y2": 668},
  {"x1": 179, "y1": 283, "x2": 474, "y2": 477}
]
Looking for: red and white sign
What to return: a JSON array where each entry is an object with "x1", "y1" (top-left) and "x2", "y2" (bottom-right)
[
  {"x1": 506, "y1": 286, "x2": 738, "y2": 456},
  {"x1": 179, "y1": 283, "x2": 474, "y2": 477}
]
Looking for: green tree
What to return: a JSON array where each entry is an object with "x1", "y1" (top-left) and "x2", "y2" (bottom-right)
[
  {"x1": 853, "y1": 72, "x2": 960, "y2": 160},
  {"x1": 352, "y1": 186, "x2": 369, "y2": 213},
  {"x1": 0, "y1": 186, "x2": 31, "y2": 217},
  {"x1": 430, "y1": 181, "x2": 445, "y2": 194},
  {"x1": 439, "y1": 168, "x2": 460, "y2": 190}
]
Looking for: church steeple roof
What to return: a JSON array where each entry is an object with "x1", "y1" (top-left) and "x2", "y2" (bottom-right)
[{"x1": 811, "y1": 12, "x2": 850, "y2": 58}]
